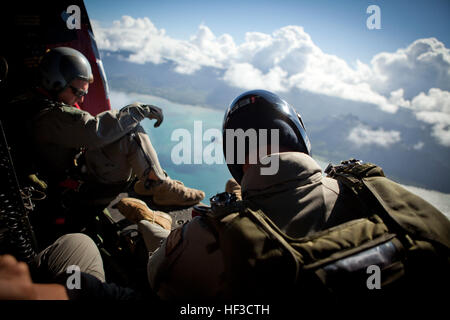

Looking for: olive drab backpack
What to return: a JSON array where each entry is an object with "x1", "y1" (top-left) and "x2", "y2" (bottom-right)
[{"x1": 205, "y1": 159, "x2": 450, "y2": 305}]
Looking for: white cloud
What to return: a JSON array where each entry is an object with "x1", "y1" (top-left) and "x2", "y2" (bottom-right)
[
  {"x1": 388, "y1": 88, "x2": 410, "y2": 108},
  {"x1": 374, "y1": 87, "x2": 450, "y2": 147},
  {"x1": 93, "y1": 17, "x2": 450, "y2": 146},
  {"x1": 348, "y1": 124, "x2": 401, "y2": 148},
  {"x1": 408, "y1": 88, "x2": 450, "y2": 147},
  {"x1": 223, "y1": 63, "x2": 288, "y2": 92},
  {"x1": 92, "y1": 17, "x2": 395, "y2": 110},
  {"x1": 368, "y1": 38, "x2": 450, "y2": 99},
  {"x1": 410, "y1": 88, "x2": 450, "y2": 113},
  {"x1": 231, "y1": 26, "x2": 400, "y2": 112},
  {"x1": 92, "y1": 16, "x2": 228, "y2": 74},
  {"x1": 413, "y1": 141, "x2": 425, "y2": 150}
]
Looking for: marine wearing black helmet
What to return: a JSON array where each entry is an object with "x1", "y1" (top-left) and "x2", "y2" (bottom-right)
[
  {"x1": 223, "y1": 89, "x2": 311, "y2": 183},
  {"x1": 102, "y1": 88, "x2": 449, "y2": 306},
  {"x1": 143, "y1": 89, "x2": 368, "y2": 300},
  {"x1": 39, "y1": 47, "x2": 93, "y2": 96},
  {"x1": 3, "y1": 46, "x2": 205, "y2": 247}
]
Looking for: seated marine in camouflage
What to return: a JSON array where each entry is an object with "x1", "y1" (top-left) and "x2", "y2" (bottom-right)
[
  {"x1": 115, "y1": 90, "x2": 449, "y2": 306},
  {"x1": 6, "y1": 47, "x2": 204, "y2": 220}
]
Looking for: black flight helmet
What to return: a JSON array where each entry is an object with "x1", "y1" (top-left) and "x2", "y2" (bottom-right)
[
  {"x1": 39, "y1": 47, "x2": 93, "y2": 95},
  {"x1": 222, "y1": 89, "x2": 311, "y2": 184}
]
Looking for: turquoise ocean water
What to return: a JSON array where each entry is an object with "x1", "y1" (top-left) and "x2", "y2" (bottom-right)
[{"x1": 112, "y1": 91, "x2": 232, "y2": 203}]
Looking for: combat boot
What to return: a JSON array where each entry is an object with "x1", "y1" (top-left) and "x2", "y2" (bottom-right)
[
  {"x1": 113, "y1": 197, "x2": 172, "y2": 231},
  {"x1": 134, "y1": 178, "x2": 205, "y2": 206},
  {"x1": 225, "y1": 178, "x2": 242, "y2": 200}
]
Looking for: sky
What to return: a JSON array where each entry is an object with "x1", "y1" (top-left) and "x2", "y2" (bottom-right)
[
  {"x1": 84, "y1": 0, "x2": 450, "y2": 65},
  {"x1": 86, "y1": 0, "x2": 450, "y2": 150},
  {"x1": 80, "y1": 0, "x2": 450, "y2": 211}
]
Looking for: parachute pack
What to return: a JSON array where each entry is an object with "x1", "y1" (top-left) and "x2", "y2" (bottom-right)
[{"x1": 205, "y1": 160, "x2": 450, "y2": 305}]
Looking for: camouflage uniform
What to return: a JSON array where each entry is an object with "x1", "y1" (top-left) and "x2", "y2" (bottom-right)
[
  {"x1": 145, "y1": 152, "x2": 365, "y2": 300},
  {"x1": 10, "y1": 92, "x2": 166, "y2": 185}
]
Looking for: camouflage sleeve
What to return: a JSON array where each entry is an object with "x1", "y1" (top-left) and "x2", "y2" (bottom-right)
[
  {"x1": 33, "y1": 103, "x2": 150, "y2": 150},
  {"x1": 147, "y1": 217, "x2": 225, "y2": 300}
]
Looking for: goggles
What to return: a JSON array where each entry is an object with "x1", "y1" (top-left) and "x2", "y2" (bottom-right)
[{"x1": 70, "y1": 85, "x2": 88, "y2": 97}]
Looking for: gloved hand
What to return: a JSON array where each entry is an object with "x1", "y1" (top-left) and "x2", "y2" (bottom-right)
[{"x1": 142, "y1": 104, "x2": 164, "y2": 128}]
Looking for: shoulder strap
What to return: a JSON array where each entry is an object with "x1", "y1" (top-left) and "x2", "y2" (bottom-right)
[
  {"x1": 326, "y1": 159, "x2": 450, "y2": 250},
  {"x1": 324, "y1": 159, "x2": 384, "y2": 192}
]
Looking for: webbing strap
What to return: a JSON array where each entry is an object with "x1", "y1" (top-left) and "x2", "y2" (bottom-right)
[{"x1": 326, "y1": 161, "x2": 412, "y2": 248}]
